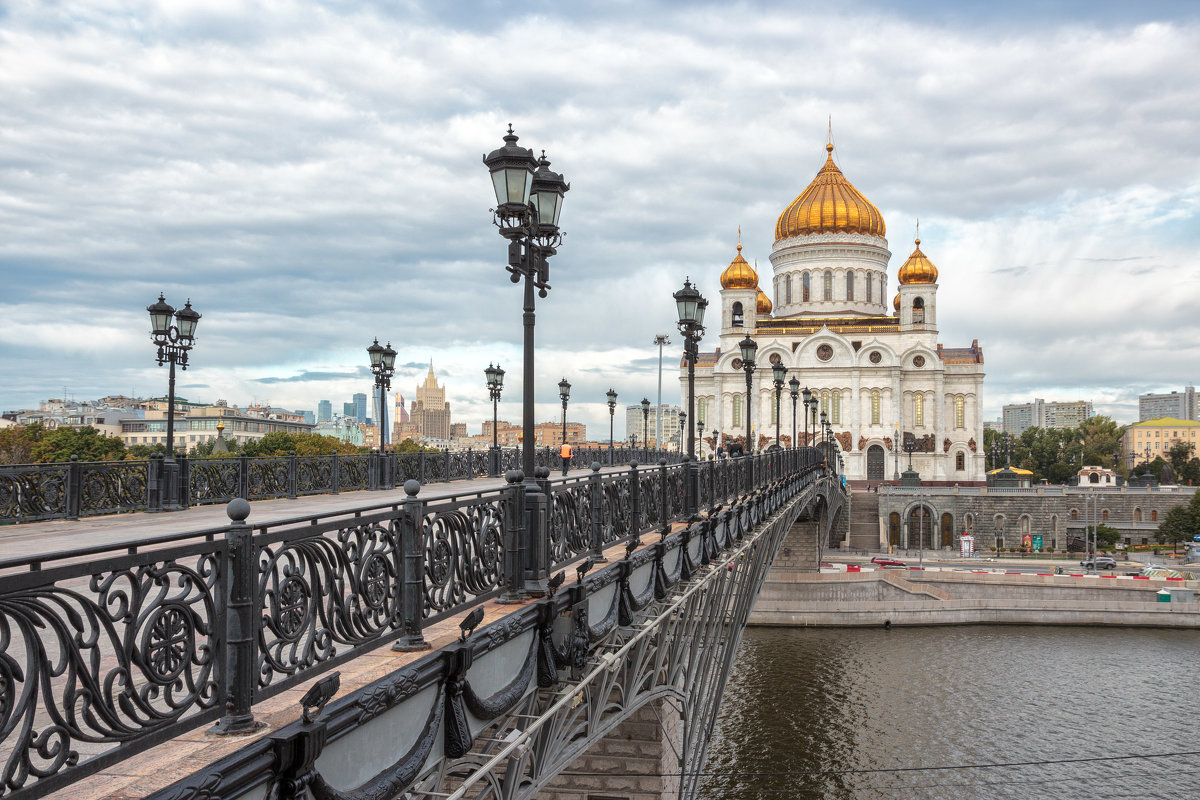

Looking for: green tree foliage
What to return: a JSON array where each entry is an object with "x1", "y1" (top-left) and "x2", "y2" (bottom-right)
[
  {"x1": 240, "y1": 431, "x2": 366, "y2": 457},
  {"x1": 1155, "y1": 505, "x2": 1196, "y2": 553},
  {"x1": 29, "y1": 425, "x2": 126, "y2": 463},
  {"x1": 394, "y1": 438, "x2": 441, "y2": 454},
  {"x1": 986, "y1": 417, "x2": 1127, "y2": 484},
  {"x1": 126, "y1": 443, "x2": 167, "y2": 459},
  {"x1": 0, "y1": 422, "x2": 44, "y2": 464}
]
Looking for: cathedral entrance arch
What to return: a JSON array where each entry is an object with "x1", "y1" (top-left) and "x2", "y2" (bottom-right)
[
  {"x1": 866, "y1": 445, "x2": 885, "y2": 481},
  {"x1": 906, "y1": 505, "x2": 934, "y2": 548},
  {"x1": 940, "y1": 513, "x2": 954, "y2": 548}
]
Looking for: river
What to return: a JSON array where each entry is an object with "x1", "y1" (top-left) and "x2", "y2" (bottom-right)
[{"x1": 698, "y1": 626, "x2": 1200, "y2": 799}]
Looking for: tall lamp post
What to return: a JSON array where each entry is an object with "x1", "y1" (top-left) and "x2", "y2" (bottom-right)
[
  {"x1": 789, "y1": 377, "x2": 800, "y2": 449},
  {"x1": 739, "y1": 335, "x2": 758, "y2": 453},
  {"x1": 771, "y1": 361, "x2": 786, "y2": 448},
  {"x1": 607, "y1": 388, "x2": 618, "y2": 465},
  {"x1": 368, "y1": 339, "x2": 397, "y2": 452},
  {"x1": 678, "y1": 411, "x2": 686, "y2": 454},
  {"x1": 674, "y1": 277, "x2": 707, "y2": 512},
  {"x1": 558, "y1": 377, "x2": 571, "y2": 447},
  {"x1": 484, "y1": 126, "x2": 569, "y2": 597},
  {"x1": 801, "y1": 386, "x2": 813, "y2": 447},
  {"x1": 654, "y1": 334, "x2": 671, "y2": 457},
  {"x1": 485, "y1": 363, "x2": 505, "y2": 476},
  {"x1": 640, "y1": 398, "x2": 651, "y2": 460},
  {"x1": 147, "y1": 294, "x2": 200, "y2": 512}
]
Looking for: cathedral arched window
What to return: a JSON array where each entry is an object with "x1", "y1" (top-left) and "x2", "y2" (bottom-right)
[
  {"x1": 771, "y1": 395, "x2": 778, "y2": 424},
  {"x1": 912, "y1": 296, "x2": 925, "y2": 324},
  {"x1": 871, "y1": 390, "x2": 880, "y2": 425},
  {"x1": 955, "y1": 396, "x2": 965, "y2": 429},
  {"x1": 866, "y1": 273, "x2": 872, "y2": 303},
  {"x1": 697, "y1": 397, "x2": 707, "y2": 426},
  {"x1": 785, "y1": 275, "x2": 792, "y2": 304},
  {"x1": 732, "y1": 395, "x2": 742, "y2": 427},
  {"x1": 731, "y1": 302, "x2": 743, "y2": 327},
  {"x1": 802, "y1": 272, "x2": 811, "y2": 302},
  {"x1": 831, "y1": 390, "x2": 841, "y2": 424},
  {"x1": 845, "y1": 271, "x2": 854, "y2": 301},
  {"x1": 820, "y1": 390, "x2": 830, "y2": 419},
  {"x1": 956, "y1": 452, "x2": 965, "y2": 471},
  {"x1": 914, "y1": 394, "x2": 924, "y2": 427},
  {"x1": 880, "y1": 275, "x2": 886, "y2": 303},
  {"x1": 823, "y1": 271, "x2": 833, "y2": 301}
]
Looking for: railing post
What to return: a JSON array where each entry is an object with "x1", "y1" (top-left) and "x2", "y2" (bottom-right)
[
  {"x1": 368, "y1": 449, "x2": 380, "y2": 491},
  {"x1": 394, "y1": 480, "x2": 431, "y2": 652},
  {"x1": 66, "y1": 454, "x2": 82, "y2": 520},
  {"x1": 237, "y1": 451, "x2": 250, "y2": 500},
  {"x1": 287, "y1": 450, "x2": 298, "y2": 499},
  {"x1": 331, "y1": 452, "x2": 340, "y2": 495},
  {"x1": 212, "y1": 498, "x2": 260, "y2": 734},
  {"x1": 418, "y1": 450, "x2": 427, "y2": 484},
  {"x1": 659, "y1": 458, "x2": 670, "y2": 537},
  {"x1": 178, "y1": 452, "x2": 191, "y2": 508},
  {"x1": 443, "y1": 448, "x2": 451, "y2": 483},
  {"x1": 522, "y1": 466, "x2": 552, "y2": 595},
  {"x1": 589, "y1": 462, "x2": 606, "y2": 562},
  {"x1": 147, "y1": 453, "x2": 165, "y2": 513},
  {"x1": 629, "y1": 461, "x2": 641, "y2": 547},
  {"x1": 498, "y1": 470, "x2": 528, "y2": 604}
]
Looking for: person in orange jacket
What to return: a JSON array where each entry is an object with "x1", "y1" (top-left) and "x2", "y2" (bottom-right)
[{"x1": 560, "y1": 442, "x2": 573, "y2": 475}]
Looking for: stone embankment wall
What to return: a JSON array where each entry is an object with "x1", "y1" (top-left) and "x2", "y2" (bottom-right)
[{"x1": 749, "y1": 569, "x2": 1200, "y2": 628}]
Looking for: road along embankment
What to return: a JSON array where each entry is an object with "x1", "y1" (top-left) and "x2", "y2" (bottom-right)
[{"x1": 749, "y1": 568, "x2": 1200, "y2": 628}]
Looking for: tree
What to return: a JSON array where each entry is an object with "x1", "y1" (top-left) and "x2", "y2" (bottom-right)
[
  {"x1": 1155, "y1": 505, "x2": 1196, "y2": 553},
  {"x1": 126, "y1": 443, "x2": 167, "y2": 459},
  {"x1": 30, "y1": 426, "x2": 126, "y2": 463},
  {"x1": 1084, "y1": 523, "x2": 1122, "y2": 551},
  {"x1": 0, "y1": 422, "x2": 43, "y2": 464}
]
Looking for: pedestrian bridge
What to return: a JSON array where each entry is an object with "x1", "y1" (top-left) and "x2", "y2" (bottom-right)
[{"x1": 0, "y1": 450, "x2": 845, "y2": 800}]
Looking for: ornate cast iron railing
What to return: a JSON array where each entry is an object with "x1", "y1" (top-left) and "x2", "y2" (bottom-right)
[
  {"x1": 0, "y1": 447, "x2": 686, "y2": 525},
  {"x1": 0, "y1": 448, "x2": 834, "y2": 799}
]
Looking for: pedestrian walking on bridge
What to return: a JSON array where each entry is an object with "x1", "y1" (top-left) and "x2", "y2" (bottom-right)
[{"x1": 560, "y1": 441, "x2": 573, "y2": 476}]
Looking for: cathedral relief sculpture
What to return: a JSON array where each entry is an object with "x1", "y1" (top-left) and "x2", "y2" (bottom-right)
[
  {"x1": 968, "y1": 438, "x2": 977, "y2": 453},
  {"x1": 834, "y1": 431, "x2": 853, "y2": 451},
  {"x1": 858, "y1": 435, "x2": 868, "y2": 451},
  {"x1": 943, "y1": 437, "x2": 952, "y2": 452}
]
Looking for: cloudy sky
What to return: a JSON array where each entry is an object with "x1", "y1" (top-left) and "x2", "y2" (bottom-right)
[{"x1": 2, "y1": 0, "x2": 1198, "y2": 439}]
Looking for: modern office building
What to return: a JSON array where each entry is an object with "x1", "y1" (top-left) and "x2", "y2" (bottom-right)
[
  {"x1": 352, "y1": 393, "x2": 367, "y2": 423},
  {"x1": 317, "y1": 400, "x2": 332, "y2": 423},
  {"x1": 1139, "y1": 387, "x2": 1197, "y2": 422},
  {"x1": 1001, "y1": 399, "x2": 1093, "y2": 436}
]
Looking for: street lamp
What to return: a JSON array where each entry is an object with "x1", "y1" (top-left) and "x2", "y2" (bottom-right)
[
  {"x1": 678, "y1": 410, "x2": 686, "y2": 454},
  {"x1": 368, "y1": 339, "x2": 397, "y2": 453},
  {"x1": 483, "y1": 125, "x2": 568, "y2": 485},
  {"x1": 147, "y1": 294, "x2": 200, "y2": 512},
  {"x1": 801, "y1": 386, "x2": 813, "y2": 447},
  {"x1": 771, "y1": 361, "x2": 786, "y2": 448},
  {"x1": 739, "y1": 335, "x2": 758, "y2": 453},
  {"x1": 558, "y1": 377, "x2": 571, "y2": 446},
  {"x1": 641, "y1": 397, "x2": 651, "y2": 459},
  {"x1": 654, "y1": 334, "x2": 671, "y2": 454},
  {"x1": 674, "y1": 277, "x2": 707, "y2": 512},
  {"x1": 607, "y1": 388, "x2": 618, "y2": 465},
  {"x1": 484, "y1": 125, "x2": 569, "y2": 597},
  {"x1": 788, "y1": 376, "x2": 800, "y2": 449},
  {"x1": 485, "y1": 363, "x2": 505, "y2": 476}
]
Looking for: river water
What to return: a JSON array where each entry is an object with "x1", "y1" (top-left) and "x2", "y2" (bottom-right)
[{"x1": 698, "y1": 626, "x2": 1200, "y2": 799}]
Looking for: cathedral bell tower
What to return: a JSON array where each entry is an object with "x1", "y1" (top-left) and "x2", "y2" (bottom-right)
[{"x1": 896, "y1": 235, "x2": 939, "y2": 331}]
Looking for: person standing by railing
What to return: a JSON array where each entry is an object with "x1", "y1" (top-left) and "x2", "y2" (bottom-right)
[{"x1": 560, "y1": 441, "x2": 573, "y2": 476}]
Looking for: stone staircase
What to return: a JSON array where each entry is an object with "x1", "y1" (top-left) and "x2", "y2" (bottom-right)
[{"x1": 847, "y1": 490, "x2": 881, "y2": 551}]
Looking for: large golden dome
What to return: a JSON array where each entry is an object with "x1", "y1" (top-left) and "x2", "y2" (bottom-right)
[
  {"x1": 897, "y1": 237, "x2": 939, "y2": 284},
  {"x1": 756, "y1": 287, "x2": 772, "y2": 315},
  {"x1": 775, "y1": 143, "x2": 886, "y2": 241},
  {"x1": 720, "y1": 243, "x2": 758, "y2": 290}
]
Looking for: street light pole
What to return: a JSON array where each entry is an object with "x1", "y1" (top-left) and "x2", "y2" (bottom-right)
[
  {"x1": 485, "y1": 363, "x2": 505, "y2": 477},
  {"x1": 654, "y1": 333, "x2": 671, "y2": 458},
  {"x1": 607, "y1": 388, "x2": 618, "y2": 466},
  {"x1": 771, "y1": 361, "x2": 786, "y2": 448},
  {"x1": 789, "y1": 377, "x2": 800, "y2": 449},
  {"x1": 484, "y1": 126, "x2": 569, "y2": 597},
  {"x1": 678, "y1": 411, "x2": 686, "y2": 454},
  {"x1": 739, "y1": 335, "x2": 758, "y2": 454},
  {"x1": 674, "y1": 277, "x2": 708, "y2": 513},
  {"x1": 801, "y1": 386, "x2": 812, "y2": 448},
  {"x1": 147, "y1": 294, "x2": 200, "y2": 512},
  {"x1": 641, "y1": 398, "x2": 651, "y2": 460},
  {"x1": 368, "y1": 339, "x2": 397, "y2": 453}
]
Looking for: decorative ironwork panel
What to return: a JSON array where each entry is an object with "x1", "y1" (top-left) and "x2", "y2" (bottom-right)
[
  {"x1": 337, "y1": 455, "x2": 370, "y2": 492},
  {"x1": 295, "y1": 457, "x2": 333, "y2": 496},
  {"x1": 448, "y1": 451, "x2": 472, "y2": 482},
  {"x1": 424, "y1": 453, "x2": 448, "y2": 483},
  {"x1": 246, "y1": 458, "x2": 290, "y2": 500},
  {"x1": 421, "y1": 496, "x2": 506, "y2": 621},
  {"x1": 468, "y1": 450, "x2": 489, "y2": 479},
  {"x1": 256, "y1": 517, "x2": 402, "y2": 693},
  {"x1": 599, "y1": 475, "x2": 632, "y2": 545},
  {"x1": 0, "y1": 464, "x2": 70, "y2": 522},
  {"x1": 639, "y1": 472, "x2": 660, "y2": 532},
  {"x1": 548, "y1": 481, "x2": 590, "y2": 566},
  {"x1": 666, "y1": 467, "x2": 685, "y2": 519},
  {"x1": 395, "y1": 453, "x2": 422, "y2": 485},
  {"x1": 500, "y1": 449, "x2": 521, "y2": 472},
  {"x1": 0, "y1": 543, "x2": 223, "y2": 795},
  {"x1": 188, "y1": 458, "x2": 241, "y2": 506},
  {"x1": 77, "y1": 461, "x2": 149, "y2": 516}
]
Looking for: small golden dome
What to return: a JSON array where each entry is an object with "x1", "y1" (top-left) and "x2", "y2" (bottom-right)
[
  {"x1": 756, "y1": 288, "x2": 772, "y2": 315},
  {"x1": 897, "y1": 236, "x2": 939, "y2": 284},
  {"x1": 892, "y1": 292, "x2": 900, "y2": 312},
  {"x1": 720, "y1": 242, "x2": 758, "y2": 290},
  {"x1": 775, "y1": 143, "x2": 886, "y2": 241}
]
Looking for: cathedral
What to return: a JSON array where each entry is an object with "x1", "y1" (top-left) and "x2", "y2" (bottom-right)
[{"x1": 683, "y1": 140, "x2": 986, "y2": 485}]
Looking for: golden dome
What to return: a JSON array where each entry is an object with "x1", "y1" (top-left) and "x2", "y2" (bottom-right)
[
  {"x1": 756, "y1": 288, "x2": 772, "y2": 315},
  {"x1": 720, "y1": 242, "x2": 758, "y2": 290},
  {"x1": 775, "y1": 143, "x2": 886, "y2": 241},
  {"x1": 897, "y1": 237, "x2": 939, "y2": 284},
  {"x1": 893, "y1": 292, "x2": 900, "y2": 312}
]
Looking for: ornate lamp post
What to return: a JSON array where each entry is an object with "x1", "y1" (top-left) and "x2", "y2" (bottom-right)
[
  {"x1": 801, "y1": 386, "x2": 813, "y2": 448},
  {"x1": 788, "y1": 376, "x2": 800, "y2": 449},
  {"x1": 368, "y1": 339, "x2": 397, "y2": 452},
  {"x1": 678, "y1": 411, "x2": 686, "y2": 454},
  {"x1": 147, "y1": 294, "x2": 200, "y2": 512},
  {"x1": 674, "y1": 277, "x2": 707, "y2": 511},
  {"x1": 771, "y1": 361, "x2": 786, "y2": 448},
  {"x1": 484, "y1": 125, "x2": 569, "y2": 596},
  {"x1": 640, "y1": 398, "x2": 651, "y2": 459},
  {"x1": 485, "y1": 363, "x2": 505, "y2": 476},
  {"x1": 739, "y1": 335, "x2": 758, "y2": 453},
  {"x1": 558, "y1": 377, "x2": 571, "y2": 446},
  {"x1": 607, "y1": 388, "x2": 618, "y2": 465}
]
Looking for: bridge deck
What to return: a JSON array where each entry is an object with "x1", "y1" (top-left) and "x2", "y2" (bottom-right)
[{"x1": 39, "y1": 508, "x2": 692, "y2": 800}]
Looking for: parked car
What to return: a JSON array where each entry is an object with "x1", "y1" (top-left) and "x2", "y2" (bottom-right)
[
  {"x1": 1080, "y1": 557, "x2": 1117, "y2": 569},
  {"x1": 871, "y1": 557, "x2": 907, "y2": 568}
]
